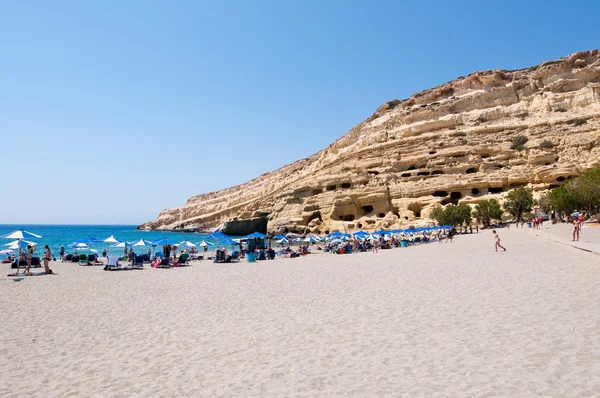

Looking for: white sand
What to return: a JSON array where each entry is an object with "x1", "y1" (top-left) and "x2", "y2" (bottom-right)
[{"x1": 2, "y1": 228, "x2": 600, "y2": 396}]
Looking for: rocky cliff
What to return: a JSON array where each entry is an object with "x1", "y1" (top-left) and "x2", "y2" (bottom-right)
[{"x1": 139, "y1": 50, "x2": 600, "y2": 235}]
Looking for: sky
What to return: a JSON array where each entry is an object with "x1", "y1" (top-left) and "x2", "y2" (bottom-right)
[{"x1": 1, "y1": 0, "x2": 598, "y2": 224}]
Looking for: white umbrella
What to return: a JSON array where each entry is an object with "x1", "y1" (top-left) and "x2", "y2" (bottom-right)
[
  {"x1": 1, "y1": 229, "x2": 42, "y2": 240},
  {"x1": 196, "y1": 241, "x2": 214, "y2": 247},
  {"x1": 4, "y1": 240, "x2": 37, "y2": 250},
  {"x1": 0, "y1": 249, "x2": 14, "y2": 255},
  {"x1": 103, "y1": 235, "x2": 119, "y2": 244},
  {"x1": 177, "y1": 241, "x2": 196, "y2": 248},
  {"x1": 132, "y1": 239, "x2": 153, "y2": 247}
]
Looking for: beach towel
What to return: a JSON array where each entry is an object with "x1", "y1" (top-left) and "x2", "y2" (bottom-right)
[{"x1": 8, "y1": 271, "x2": 56, "y2": 277}]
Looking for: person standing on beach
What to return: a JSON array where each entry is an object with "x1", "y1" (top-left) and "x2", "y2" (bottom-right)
[
  {"x1": 59, "y1": 245, "x2": 65, "y2": 262},
  {"x1": 43, "y1": 245, "x2": 52, "y2": 274},
  {"x1": 24, "y1": 244, "x2": 34, "y2": 275},
  {"x1": 572, "y1": 218, "x2": 581, "y2": 241},
  {"x1": 492, "y1": 230, "x2": 506, "y2": 252}
]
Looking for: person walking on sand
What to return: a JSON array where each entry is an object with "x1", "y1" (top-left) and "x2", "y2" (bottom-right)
[
  {"x1": 59, "y1": 245, "x2": 65, "y2": 262},
  {"x1": 492, "y1": 230, "x2": 506, "y2": 252},
  {"x1": 572, "y1": 218, "x2": 581, "y2": 241}
]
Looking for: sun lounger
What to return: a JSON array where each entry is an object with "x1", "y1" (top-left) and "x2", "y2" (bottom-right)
[
  {"x1": 78, "y1": 254, "x2": 88, "y2": 265},
  {"x1": 158, "y1": 258, "x2": 171, "y2": 268},
  {"x1": 131, "y1": 255, "x2": 145, "y2": 268}
]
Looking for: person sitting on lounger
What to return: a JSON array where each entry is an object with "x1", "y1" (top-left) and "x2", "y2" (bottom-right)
[{"x1": 150, "y1": 257, "x2": 162, "y2": 268}]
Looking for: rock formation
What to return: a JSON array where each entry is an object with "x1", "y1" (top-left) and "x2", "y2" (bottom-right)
[{"x1": 139, "y1": 50, "x2": 600, "y2": 235}]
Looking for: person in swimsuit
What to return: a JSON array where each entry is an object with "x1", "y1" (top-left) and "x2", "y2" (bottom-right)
[
  {"x1": 492, "y1": 230, "x2": 506, "y2": 252},
  {"x1": 59, "y1": 246, "x2": 66, "y2": 262},
  {"x1": 43, "y1": 245, "x2": 53, "y2": 274},
  {"x1": 24, "y1": 244, "x2": 34, "y2": 275},
  {"x1": 572, "y1": 218, "x2": 581, "y2": 241}
]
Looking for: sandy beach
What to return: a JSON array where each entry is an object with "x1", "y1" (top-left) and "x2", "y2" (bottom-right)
[{"x1": 2, "y1": 227, "x2": 600, "y2": 397}]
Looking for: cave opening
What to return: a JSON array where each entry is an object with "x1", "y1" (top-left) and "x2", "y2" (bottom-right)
[
  {"x1": 367, "y1": 170, "x2": 380, "y2": 175},
  {"x1": 357, "y1": 223, "x2": 362, "y2": 229},
  {"x1": 429, "y1": 150, "x2": 437, "y2": 155},
  {"x1": 361, "y1": 205, "x2": 374, "y2": 215},
  {"x1": 441, "y1": 198, "x2": 459, "y2": 205},
  {"x1": 306, "y1": 211, "x2": 322, "y2": 225},
  {"x1": 404, "y1": 216, "x2": 409, "y2": 220},
  {"x1": 407, "y1": 203, "x2": 423, "y2": 219},
  {"x1": 465, "y1": 167, "x2": 478, "y2": 174},
  {"x1": 378, "y1": 213, "x2": 385, "y2": 218},
  {"x1": 341, "y1": 182, "x2": 352, "y2": 189},
  {"x1": 489, "y1": 187, "x2": 504, "y2": 194},
  {"x1": 401, "y1": 173, "x2": 412, "y2": 178},
  {"x1": 432, "y1": 190, "x2": 448, "y2": 197},
  {"x1": 481, "y1": 154, "x2": 490, "y2": 159},
  {"x1": 326, "y1": 185, "x2": 336, "y2": 191},
  {"x1": 450, "y1": 192, "x2": 462, "y2": 200},
  {"x1": 431, "y1": 170, "x2": 443, "y2": 175},
  {"x1": 556, "y1": 176, "x2": 566, "y2": 182},
  {"x1": 407, "y1": 165, "x2": 417, "y2": 170},
  {"x1": 471, "y1": 188, "x2": 480, "y2": 195},
  {"x1": 311, "y1": 188, "x2": 323, "y2": 196},
  {"x1": 417, "y1": 171, "x2": 430, "y2": 176},
  {"x1": 343, "y1": 215, "x2": 355, "y2": 221}
]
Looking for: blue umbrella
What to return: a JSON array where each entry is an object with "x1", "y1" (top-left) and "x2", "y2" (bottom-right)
[
  {"x1": 217, "y1": 238, "x2": 239, "y2": 246},
  {"x1": 73, "y1": 237, "x2": 103, "y2": 247},
  {"x1": 327, "y1": 231, "x2": 345, "y2": 237},
  {"x1": 273, "y1": 235, "x2": 286, "y2": 239},
  {"x1": 571, "y1": 211, "x2": 581, "y2": 217},
  {"x1": 372, "y1": 229, "x2": 390, "y2": 235},
  {"x1": 245, "y1": 232, "x2": 267, "y2": 239},
  {"x1": 152, "y1": 238, "x2": 178, "y2": 246},
  {"x1": 209, "y1": 232, "x2": 230, "y2": 240}
]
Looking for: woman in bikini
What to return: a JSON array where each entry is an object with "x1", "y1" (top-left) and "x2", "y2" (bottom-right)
[
  {"x1": 492, "y1": 230, "x2": 506, "y2": 252},
  {"x1": 24, "y1": 244, "x2": 34, "y2": 275},
  {"x1": 43, "y1": 245, "x2": 53, "y2": 274}
]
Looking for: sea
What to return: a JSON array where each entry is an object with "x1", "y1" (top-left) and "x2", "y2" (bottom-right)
[{"x1": 0, "y1": 224, "x2": 221, "y2": 258}]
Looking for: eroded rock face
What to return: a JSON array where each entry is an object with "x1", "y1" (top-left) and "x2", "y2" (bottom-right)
[{"x1": 139, "y1": 50, "x2": 600, "y2": 233}]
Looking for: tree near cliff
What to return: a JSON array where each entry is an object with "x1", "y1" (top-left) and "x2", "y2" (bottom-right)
[
  {"x1": 430, "y1": 204, "x2": 472, "y2": 226},
  {"x1": 503, "y1": 187, "x2": 534, "y2": 221},
  {"x1": 565, "y1": 166, "x2": 600, "y2": 212},
  {"x1": 473, "y1": 199, "x2": 504, "y2": 228}
]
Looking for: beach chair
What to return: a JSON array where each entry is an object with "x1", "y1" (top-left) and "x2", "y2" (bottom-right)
[
  {"x1": 106, "y1": 256, "x2": 120, "y2": 269},
  {"x1": 132, "y1": 255, "x2": 144, "y2": 268},
  {"x1": 158, "y1": 258, "x2": 171, "y2": 268},
  {"x1": 78, "y1": 254, "x2": 88, "y2": 265},
  {"x1": 174, "y1": 253, "x2": 189, "y2": 267},
  {"x1": 231, "y1": 251, "x2": 240, "y2": 262}
]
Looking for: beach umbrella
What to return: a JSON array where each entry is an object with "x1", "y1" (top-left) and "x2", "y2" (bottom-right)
[
  {"x1": 302, "y1": 236, "x2": 318, "y2": 243},
  {"x1": 571, "y1": 211, "x2": 581, "y2": 217},
  {"x1": 218, "y1": 238, "x2": 239, "y2": 246},
  {"x1": 327, "y1": 231, "x2": 345, "y2": 237},
  {"x1": 103, "y1": 235, "x2": 119, "y2": 244},
  {"x1": 1, "y1": 229, "x2": 42, "y2": 240},
  {"x1": 4, "y1": 239, "x2": 37, "y2": 250},
  {"x1": 372, "y1": 229, "x2": 390, "y2": 236},
  {"x1": 68, "y1": 242, "x2": 91, "y2": 249},
  {"x1": 177, "y1": 241, "x2": 196, "y2": 248},
  {"x1": 277, "y1": 238, "x2": 289, "y2": 244},
  {"x1": 330, "y1": 238, "x2": 344, "y2": 244},
  {"x1": 195, "y1": 240, "x2": 214, "y2": 247},
  {"x1": 273, "y1": 235, "x2": 286, "y2": 240},
  {"x1": 0, "y1": 249, "x2": 14, "y2": 255},
  {"x1": 74, "y1": 236, "x2": 102, "y2": 245},
  {"x1": 132, "y1": 239, "x2": 154, "y2": 247},
  {"x1": 209, "y1": 231, "x2": 230, "y2": 240},
  {"x1": 112, "y1": 241, "x2": 134, "y2": 248},
  {"x1": 151, "y1": 238, "x2": 178, "y2": 246},
  {"x1": 353, "y1": 231, "x2": 370, "y2": 236},
  {"x1": 244, "y1": 232, "x2": 268, "y2": 239}
]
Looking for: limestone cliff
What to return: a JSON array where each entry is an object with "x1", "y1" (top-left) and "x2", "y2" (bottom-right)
[{"x1": 139, "y1": 50, "x2": 600, "y2": 234}]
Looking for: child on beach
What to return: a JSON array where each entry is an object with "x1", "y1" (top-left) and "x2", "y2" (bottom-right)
[{"x1": 492, "y1": 230, "x2": 506, "y2": 252}]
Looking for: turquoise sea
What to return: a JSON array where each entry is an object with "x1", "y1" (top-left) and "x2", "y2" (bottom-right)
[{"x1": 0, "y1": 225, "x2": 221, "y2": 258}]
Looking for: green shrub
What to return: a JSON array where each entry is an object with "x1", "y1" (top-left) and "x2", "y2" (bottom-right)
[
  {"x1": 566, "y1": 118, "x2": 588, "y2": 126},
  {"x1": 538, "y1": 140, "x2": 554, "y2": 149},
  {"x1": 510, "y1": 135, "x2": 529, "y2": 150}
]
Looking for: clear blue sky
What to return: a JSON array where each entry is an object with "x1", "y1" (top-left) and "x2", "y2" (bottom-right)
[{"x1": 1, "y1": 0, "x2": 598, "y2": 224}]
